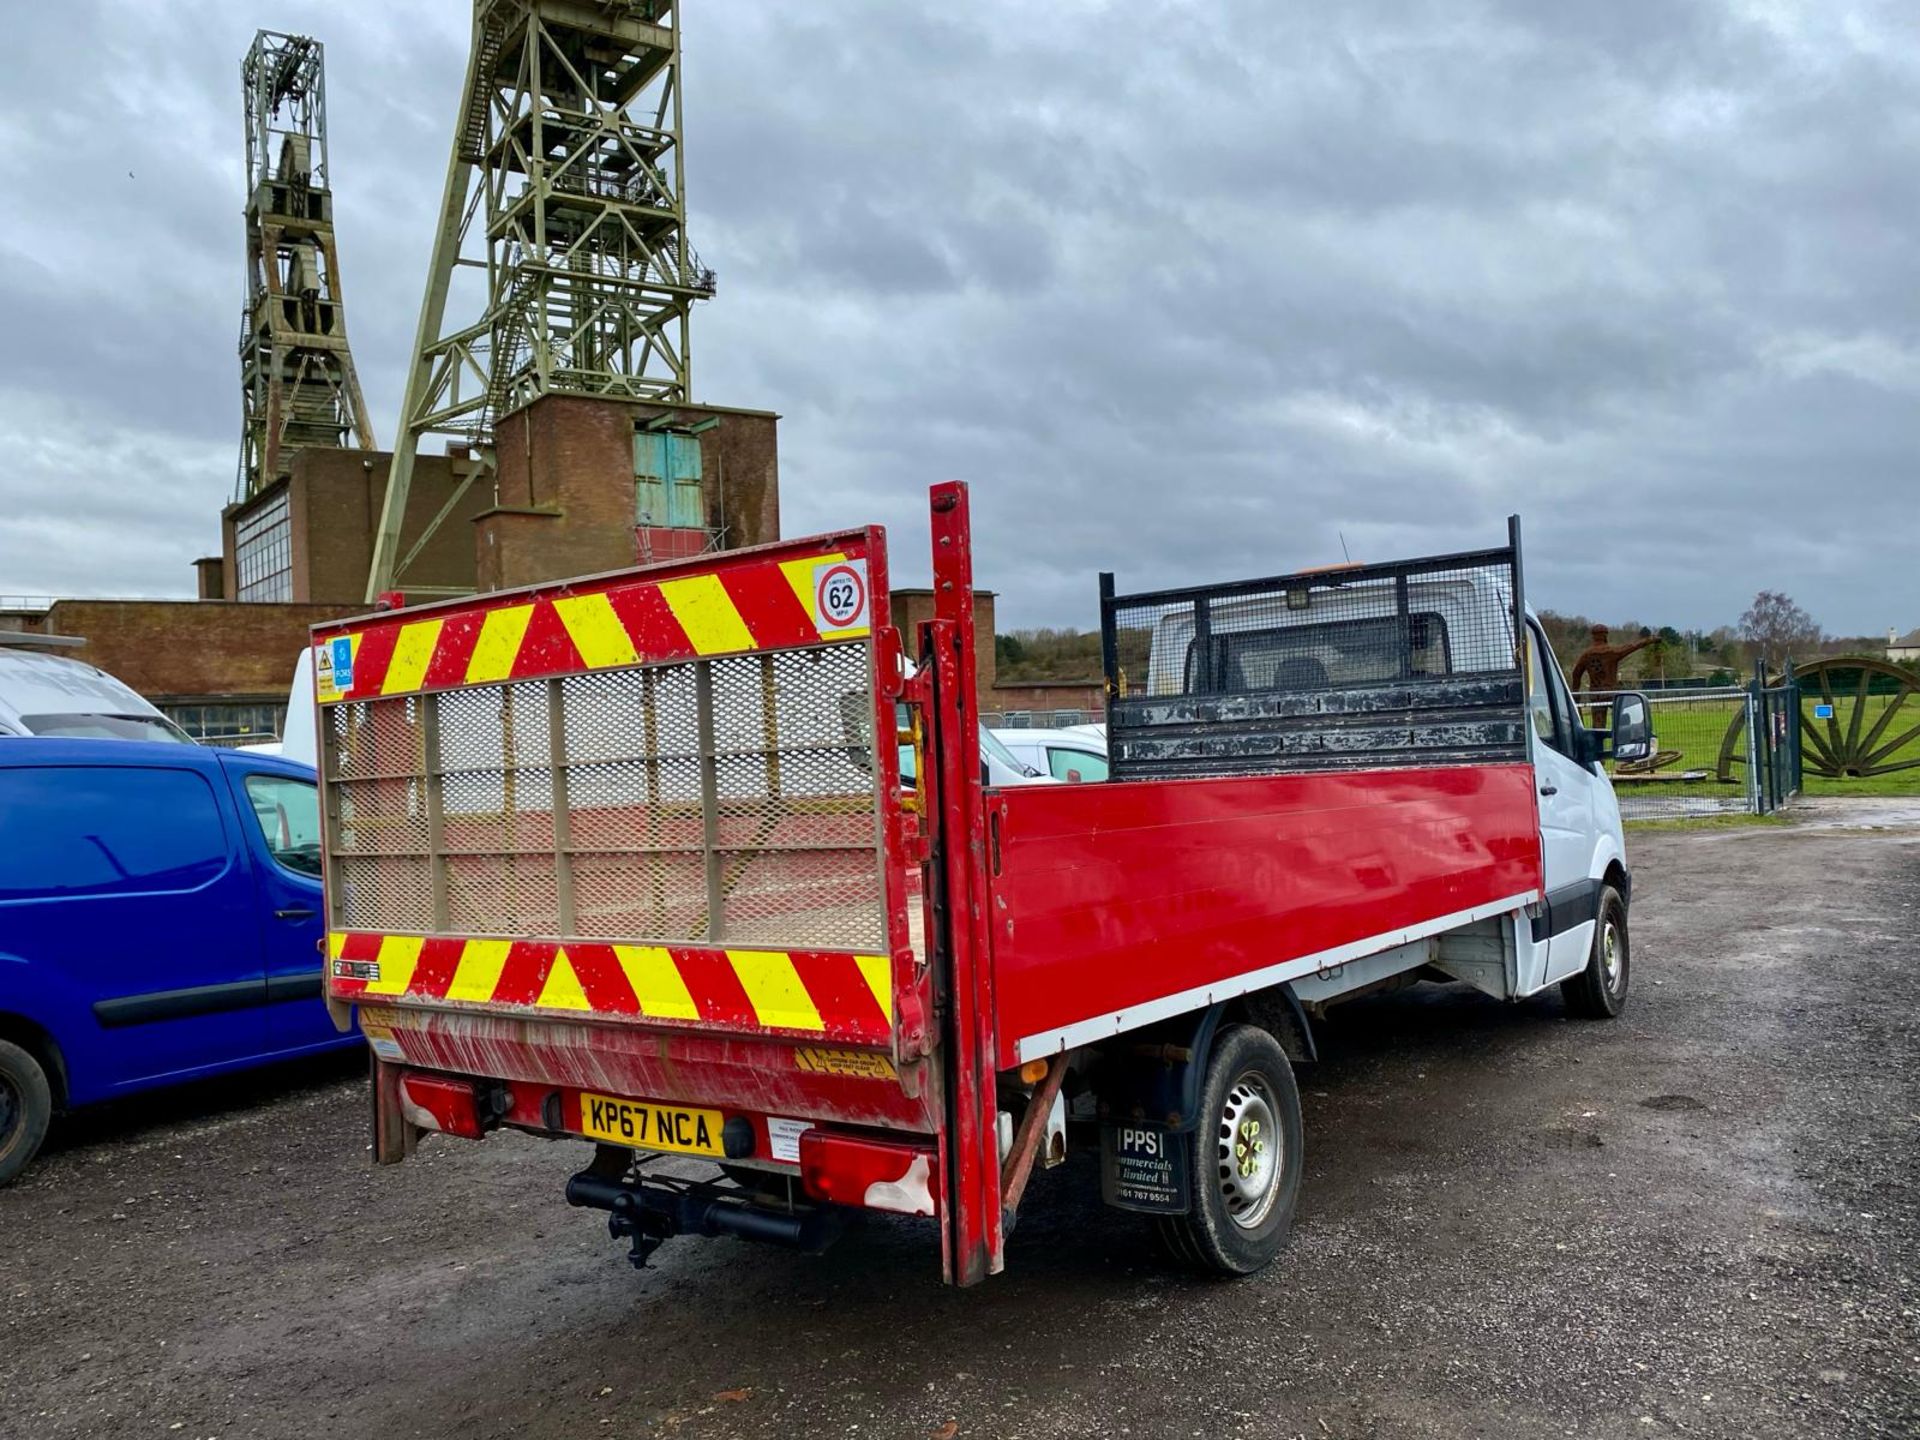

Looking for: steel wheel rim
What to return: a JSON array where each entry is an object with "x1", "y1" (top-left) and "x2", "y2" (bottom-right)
[
  {"x1": 1602, "y1": 920, "x2": 1624, "y2": 994},
  {"x1": 1217, "y1": 1072, "x2": 1282, "y2": 1229}
]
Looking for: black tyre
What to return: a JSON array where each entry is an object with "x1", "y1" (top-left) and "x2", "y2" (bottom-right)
[
  {"x1": 0, "y1": 1039, "x2": 53, "y2": 1187},
  {"x1": 1156, "y1": 1024, "x2": 1303, "y2": 1276},
  {"x1": 1561, "y1": 885, "x2": 1629, "y2": 1019}
]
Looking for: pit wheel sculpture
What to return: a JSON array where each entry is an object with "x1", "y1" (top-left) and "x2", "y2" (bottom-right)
[
  {"x1": 1616, "y1": 747, "x2": 1684, "y2": 775},
  {"x1": 1716, "y1": 658, "x2": 1920, "y2": 781}
]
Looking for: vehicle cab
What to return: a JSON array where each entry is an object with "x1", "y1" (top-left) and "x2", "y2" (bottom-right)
[{"x1": 1138, "y1": 558, "x2": 1650, "y2": 1013}]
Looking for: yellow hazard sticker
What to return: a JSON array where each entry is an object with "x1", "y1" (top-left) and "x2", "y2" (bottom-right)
[
  {"x1": 315, "y1": 634, "x2": 357, "y2": 703},
  {"x1": 358, "y1": 1016, "x2": 405, "y2": 1062},
  {"x1": 794, "y1": 1047, "x2": 897, "y2": 1080}
]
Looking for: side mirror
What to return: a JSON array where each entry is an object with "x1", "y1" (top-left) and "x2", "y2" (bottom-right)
[{"x1": 1609, "y1": 692, "x2": 1654, "y2": 763}]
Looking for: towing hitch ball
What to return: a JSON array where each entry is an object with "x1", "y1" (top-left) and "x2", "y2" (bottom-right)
[{"x1": 605, "y1": 1191, "x2": 674, "y2": 1270}]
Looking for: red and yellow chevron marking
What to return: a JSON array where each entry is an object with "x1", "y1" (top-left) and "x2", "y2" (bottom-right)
[
  {"x1": 326, "y1": 931, "x2": 894, "y2": 1047},
  {"x1": 314, "y1": 531, "x2": 877, "y2": 704}
]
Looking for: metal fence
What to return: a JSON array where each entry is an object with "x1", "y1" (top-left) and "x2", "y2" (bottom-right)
[
  {"x1": 982, "y1": 709, "x2": 1100, "y2": 729},
  {"x1": 1596, "y1": 678, "x2": 1800, "y2": 820},
  {"x1": 1753, "y1": 677, "x2": 1804, "y2": 813}
]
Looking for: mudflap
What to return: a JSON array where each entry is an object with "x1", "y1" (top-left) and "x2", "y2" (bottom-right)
[
  {"x1": 370, "y1": 1054, "x2": 418, "y2": 1165},
  {"x1": 1100, "y1": 1122, "x2": 1191, "y2": 1215}
]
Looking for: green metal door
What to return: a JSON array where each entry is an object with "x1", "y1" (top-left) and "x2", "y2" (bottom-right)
[{"x1": 635, "y1": 432, "x2": 705, "y2": 529}]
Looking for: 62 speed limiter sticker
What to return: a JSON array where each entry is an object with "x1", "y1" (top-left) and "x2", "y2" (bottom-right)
[{"x1": 812, "y1": 557, "x2": 869, "y2": 634}]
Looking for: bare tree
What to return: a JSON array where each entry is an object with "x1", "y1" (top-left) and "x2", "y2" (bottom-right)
[{"x1": 1739, "y1": 591, "x2": 1822, "y2": 673}]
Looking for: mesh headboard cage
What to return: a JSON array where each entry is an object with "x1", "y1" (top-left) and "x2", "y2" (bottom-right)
[{"x1": 1100, "y1": 525, "x2": 1528, "y2": 781}]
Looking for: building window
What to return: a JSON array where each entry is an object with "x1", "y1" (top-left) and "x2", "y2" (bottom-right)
[
  {"x1": 235, "y1": 492, "x2": 293, "y2": 601},
  {"x1": 162, "y1": 701, "x2": 287, "y2": 745},
  {"x1": 634, "y1": 431, "x2": 706, "y2": 530}
]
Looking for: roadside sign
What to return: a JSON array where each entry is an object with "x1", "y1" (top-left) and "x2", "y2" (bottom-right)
[{"x1": 1813, "y1": 702, "x2": 1835, "y2": 720}]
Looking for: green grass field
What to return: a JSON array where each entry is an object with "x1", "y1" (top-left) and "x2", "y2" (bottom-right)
[
  {"x1": 1624, "y1": 813, "x2": 1791, "y2": 832},
  {"x1": 1605, "y1": 689, "x2": 1920, "y2": 803}
]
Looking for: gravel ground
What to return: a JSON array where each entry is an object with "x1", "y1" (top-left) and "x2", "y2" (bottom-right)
[{"x1": 3, "y1": 811, "x2": 1917, "y2": 1440}]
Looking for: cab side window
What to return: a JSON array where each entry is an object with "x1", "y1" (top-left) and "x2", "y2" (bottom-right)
[
  {"x1": 243, "y1": 774, "x2": 323, "y2": 878},
  {"x1": 1525, "y1": 624, "x2": 1574, "y2": 760},
  {"x1": 1542, "y1": 643, "x2": 1584, "y2": 757},
  {"x1": 1047, "y1": 748, "x2": 1110, "y2": 783}
]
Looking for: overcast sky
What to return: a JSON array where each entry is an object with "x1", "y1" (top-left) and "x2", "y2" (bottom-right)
[{"x1": 0, "y1": 1, "x2": 1914, "y2": 635}]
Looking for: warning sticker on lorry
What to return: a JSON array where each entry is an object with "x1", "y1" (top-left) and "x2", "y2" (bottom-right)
[
  {"x1": 766, "y1": 1117, "x2": 814, "y2": 1163},
  {"x1": 812, "y1": 557, "x2": 869, "y2": 636},
  {"x1": 315, "y1": 635, "x2": 354, "y2": 702},
  {"x1": 794, "y1": 1047, "x2": 897, "y2": 1080}
]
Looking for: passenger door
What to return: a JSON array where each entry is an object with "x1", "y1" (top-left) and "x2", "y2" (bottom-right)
[
  {"x1": 0, "y1": 763, "x2": 266, "y2": 1094},
  {"x1": 1525, "y1": 623, "x2": 1601, "y2": 982},
  {"x1": 224, "y1": 762, "x2": 339, "y2": 1054}
]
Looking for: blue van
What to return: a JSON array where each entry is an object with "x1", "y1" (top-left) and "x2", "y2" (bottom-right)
[{"x1": 0, "y1": 738, "x2": 358, "y2": 1183}]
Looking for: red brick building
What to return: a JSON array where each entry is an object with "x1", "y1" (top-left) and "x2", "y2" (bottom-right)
[{"x1": 213, "y1": 396, "x2": 782, "y2": 605}]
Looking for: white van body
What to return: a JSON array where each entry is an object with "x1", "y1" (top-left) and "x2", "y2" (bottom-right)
[
  {"x1": 0, "y1": 644, "x2": 190, "y2": 743},
  {"x1": 992, "y1": 726, "x2": 1109, "y2": 783},
  {"x1": 243, "y1": 648, "x2": 317, "y2": 765}
]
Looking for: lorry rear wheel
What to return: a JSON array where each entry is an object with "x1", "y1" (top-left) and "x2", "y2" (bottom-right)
[
  {"x1": 1156, "y1": 1024, "x2": 1302, "y2": 1277},
  {"x1": 0, "y1": 1039, "x2": 53, "y2": 1187},
  {"x1": 1561, "y1": 885, "x2": 1629, "y2": 1019}
]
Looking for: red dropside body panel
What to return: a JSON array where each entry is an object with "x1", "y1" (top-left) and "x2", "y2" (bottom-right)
[{"x1": 987, "y1": 763, "x2": 1543, "y2": 1066}]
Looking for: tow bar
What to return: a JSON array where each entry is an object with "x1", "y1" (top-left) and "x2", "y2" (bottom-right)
[{"x1": 565, "y1": 1167, "x2": 850, "y2": 1269}]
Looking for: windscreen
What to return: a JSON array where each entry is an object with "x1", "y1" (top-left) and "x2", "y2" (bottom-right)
[{"x1": 21, "y1": 713, "x2": 192, "y2": 743}]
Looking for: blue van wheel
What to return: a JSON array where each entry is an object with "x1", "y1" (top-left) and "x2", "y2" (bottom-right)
[{"x1": 0, "y1": 1039, "x2": 52, "y2": 1186}]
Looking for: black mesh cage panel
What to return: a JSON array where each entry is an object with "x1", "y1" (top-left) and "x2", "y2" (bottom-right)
[{"x1": 1101, "y1": 534, "x2": 1528, "y2": 781}]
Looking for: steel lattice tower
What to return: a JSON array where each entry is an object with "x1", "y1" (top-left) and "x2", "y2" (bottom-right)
[
  {"x1": 237, "y1": 31, "x2": 376, "y2": 502},
  {"x1": 368, "y1": 0, "x2": 714, "y2": 600}
]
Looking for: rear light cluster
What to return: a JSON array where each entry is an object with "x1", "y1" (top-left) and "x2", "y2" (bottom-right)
[
  {"x1": 799, "y1": 1131, "x2": 937, "y2": 1217},
  {"x1": 398, "y1": 1073, "x2": 503, "y2": 1140}
]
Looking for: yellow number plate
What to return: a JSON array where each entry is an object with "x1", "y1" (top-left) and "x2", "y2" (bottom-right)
[{"x1": 579, "y1": 1093, "x2": 726, "y2": 1157}]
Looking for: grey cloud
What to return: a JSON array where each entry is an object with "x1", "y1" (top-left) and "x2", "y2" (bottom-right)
[{"x1": 1, "y1": 0, "x2": 1914, "y2": 643}]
